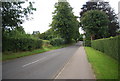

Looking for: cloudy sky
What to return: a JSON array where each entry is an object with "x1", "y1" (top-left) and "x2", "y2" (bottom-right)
[{"x1": 22, "y1": 0, "x2": 120, "y2": 34}]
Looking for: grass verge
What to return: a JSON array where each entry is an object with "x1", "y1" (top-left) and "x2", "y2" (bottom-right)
[
  {"x1": 85, "y1": 47, "x2": 118, "y2": 79},
  {"x1": 2, "y1": 44, "x2": 71, "y2": 61}
]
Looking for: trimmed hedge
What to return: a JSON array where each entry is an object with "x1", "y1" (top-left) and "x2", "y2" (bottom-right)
[
  {"x1": 91, "y1": 36, "x2": 119, "y2": 60},
  {"x1": 84, "y1": 40, "x2": 91, "y2": 47},
  {"x1": 2, "y1": 37, "x2": 43, "y2": 52},
  {"x1": 50, "y1": 38, "x2": 65, "y2": 46}
]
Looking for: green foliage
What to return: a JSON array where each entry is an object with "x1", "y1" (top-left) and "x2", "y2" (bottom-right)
[
  {"x1": 81, "y1": 10, "x2": 109, "y2": 39},
  {"x1": 83, "y1": 33, "x2": 91, "y2": 47},
  {"x1": 3, "y1": 43, "x2": 71, "y2": 61},
  {"x1": 51, "y1": 2, "x2": 79, "y2": 43},
  {"x1": 38, "y1": 28, "x2": 56, "y2": 40},
  {"x1": 80, "y1": 1, "x2": 119, "y2": 37},
  {"x1": 84, "y1": 40, "x2": 91, "y2": 47},
  {"x1": 3, "y1": 26, "x2": 27, "y2": 38},
  {"x1": 91, "y1": 36, "x2": 119, "y2": 60},
  {"x1": 38, "y1": 29, "x2": 54, "y2": 40},
  {"x1": 1, "y1": 1, "x2": 44, "y2": 53},
  {"x1": 32, "y1": 31, "x2": 41, "y2": 39},
  {"x1": 2, "y1": 37, "x2": 43, "y2": 52},
  {"x1": 73, "y1": 20, "x2": 80, "y2": 42},
  {"x1": 78, "y1": 34, "x2": 83, "y2": 41},
  {"x1": 42, "y1": 40, "x2": 52, "y2": 48},
  {"x1": 50, "y1": 38, "x2": 65, "y2": 46},
  {"x1": 2, "y1": 1, "x2": 36, "y2": 33}
]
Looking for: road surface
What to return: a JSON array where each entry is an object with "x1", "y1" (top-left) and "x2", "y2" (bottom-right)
[
  {"x1": 3, "y1": 42, "x2": 81, "y2": 79},
  {"x1": 55, "y1": 47, "x2": 95, "y2": 79}
]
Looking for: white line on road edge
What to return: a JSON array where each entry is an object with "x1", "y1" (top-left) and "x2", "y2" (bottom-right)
[
  {"x1": 54, "y1": 47, "x2": 80, "y2": 79},
  {"x1": 22, "y1": 57, "x2": 47, "y2": 67},
  {"x1": 54, "y1": 58, "x2": 71, "y2": 79},
  {"x1": 54, "y1": 51, "x2": 76, "y2": 79}
]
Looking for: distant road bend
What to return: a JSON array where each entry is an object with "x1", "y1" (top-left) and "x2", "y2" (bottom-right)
[{"x1": 3, "y1": 42, "x2": 82, "y2": 79}]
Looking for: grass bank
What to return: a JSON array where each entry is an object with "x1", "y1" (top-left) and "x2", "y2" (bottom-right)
[
  {"x1": 85, "y1": 47, "x2": 118, "y2": 79},
  {"x1": 2, "y1": 44, "x2": 72, "y2": 61}
]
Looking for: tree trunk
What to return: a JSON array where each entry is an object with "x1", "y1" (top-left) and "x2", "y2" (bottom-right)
[{"x1": 91, "y1": 34, "x2": 95, "y2": 40}]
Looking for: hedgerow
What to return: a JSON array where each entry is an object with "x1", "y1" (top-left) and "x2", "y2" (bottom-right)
[
  {"x1": 50, "y1": 38, "x2": 65, "y2": 46},
  {"x1": 91, "y1": 36, "x2": 119, "y2": 60},
  {"x1": 84, "y1": 39, "x2": 91, "y2": 47},
  {"x1": 2, "y1": 37, "x2": 43, "y2": 52}
]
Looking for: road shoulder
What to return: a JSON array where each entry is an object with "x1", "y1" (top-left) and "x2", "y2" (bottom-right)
[{"x1": 55, "y1": 46, "x2": 96, "y2": 79}]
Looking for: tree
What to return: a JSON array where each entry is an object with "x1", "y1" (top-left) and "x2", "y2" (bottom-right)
[
  {"x1": 80, "y1": 10, "x2": 109, "y2": 40},
  {"x1": 73, "y1": 18, "x2": 80, "y2": 42},
  {"x1": 51, "y1": 1, "x2": 79, "y2": 43},
  {"x1": 80, "y1": 1, "x2": 119, "y2": 38},
  {"x1": 1, "y1": 1, "x2": 36, "y2": 37},
  {"x1": 3, "y1": 26, "x2": 27, "y2": 38},
  {"x1": 38, "y1": 28, "x2": 55, "y2": 40},
  {"x1": 78, "y1": 34, "x2": 83, "y2": 41}
]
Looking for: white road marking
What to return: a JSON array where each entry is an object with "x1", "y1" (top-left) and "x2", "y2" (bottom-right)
[
  {"x1": 54, "y1": 58, "x2": 71, "y2": 79},
  {"x1": 22, "y1": 57, "x2": 47, "y2": 67}
]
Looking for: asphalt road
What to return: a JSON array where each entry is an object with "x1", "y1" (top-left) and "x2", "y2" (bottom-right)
[{"x1": 3, "y1": 42, "x2": 82, "y2": 79}]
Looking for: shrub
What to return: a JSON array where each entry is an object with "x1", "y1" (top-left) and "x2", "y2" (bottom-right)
[
  {"x1": 84, "y1": 39, "x2": 91, "y2": 47},
  {"x1": 50, "y1": 38, "x2": 65, "y2": 46},
  {"x1": 91, "y1": 36, "x2": 119, "y2": 60},
  {"x1": 42, "y1": 40, "x2": 52, "y2": 48},
  {"x1": 69, "y1": 39, "x2": 76, "y2": 43},
  {"x1": 2, "y1": 37, "x2": 43, "y2": 52}
]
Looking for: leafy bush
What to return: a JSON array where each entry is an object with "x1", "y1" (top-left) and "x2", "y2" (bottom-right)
[
  {"x1": 42, "y1": 40, "x2": 52, "y2": 48},
  {"x1": 50, "y1": 38, "x2": 65, "y2": 46},
  {"x1": 91, "y1": 36, "x2": 119, "y2": 60},
  {"x1": 78, "y1": 36, "x2": 83, "y2": 41},
  {"x1": 84, "y1": 39, "x2": 91, "y2": 47},
  {"x1": 2, "y1": 37, "x2": 43, "y2": 52},
  {"x1": 71, "y1": 39, "x2": 76, "y2": 43}
]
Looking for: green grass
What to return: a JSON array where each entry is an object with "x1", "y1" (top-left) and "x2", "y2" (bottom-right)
[
  {"x1": 85, "y1": 47, "x2": 118, "y2": 79},
  {"x1": 2, "y1": 44, "x2": 71, "y2": 61}
]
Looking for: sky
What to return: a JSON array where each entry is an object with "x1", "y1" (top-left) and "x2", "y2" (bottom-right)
[{"x1": 22, "y1": 0, "x2": 120, "y2": 34}]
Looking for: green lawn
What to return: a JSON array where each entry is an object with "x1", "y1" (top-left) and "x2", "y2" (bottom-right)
[
  {"x1": 85, "y1": 47, "x2": 118, "y2": 79},
  {"x1": 2, "y1": 44, "x2": 70, "y2": 61}
]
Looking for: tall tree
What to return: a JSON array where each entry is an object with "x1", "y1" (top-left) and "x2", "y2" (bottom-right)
[
  {"x1": 80, "y1": 10, "x2": 109, "y2": 40},
  {"x1": 51, "y1": 1, "x2": 79, "y2": 43},
  {"x1": 73, "y1": 17, "x2": 80, "y2": 42},
  {"x1": 80, "y1": 1, "x2": 119, "y2": 38},
  {"x1": 1, "y1": 1, "x2": 36, "y2": 37},
  {"x1": 38, "y1": 28, "x2": 55, "y2": 40}
]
